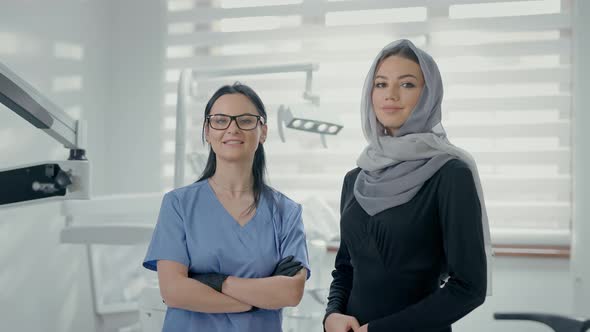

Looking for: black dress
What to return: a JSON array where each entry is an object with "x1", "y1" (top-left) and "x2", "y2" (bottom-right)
[{"x1": 324, "y1": 159, "x2": 487, "y2": 332}]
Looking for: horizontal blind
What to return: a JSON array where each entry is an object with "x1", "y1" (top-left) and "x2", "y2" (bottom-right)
[{"x1": 163, "y1": 0, "x2": 572, "y2": 245}]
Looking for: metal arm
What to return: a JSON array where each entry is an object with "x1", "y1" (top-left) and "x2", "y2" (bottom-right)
[
  {"x1": 0, "y1": 62, "x2": 86, "y2": 151},
  {"x1": 0, "y1": 62, "x2": 90, "y2": 206}
]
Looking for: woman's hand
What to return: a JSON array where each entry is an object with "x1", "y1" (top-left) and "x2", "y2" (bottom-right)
[
  {"x1": 325, "y1": 313, "x2": 360, "y2": 332},
  {"x1": 272, "y1": 255, "x2": 304, "y2": 277}
]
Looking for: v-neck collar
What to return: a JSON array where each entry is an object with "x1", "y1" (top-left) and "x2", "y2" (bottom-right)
[{"x1": 205, "y1": 179, "x2": 261, "y2": 230}]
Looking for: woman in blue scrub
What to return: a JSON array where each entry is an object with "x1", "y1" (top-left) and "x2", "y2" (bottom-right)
[{"x1": 143, "y1": 83, "x2": 310, "y2": 332}]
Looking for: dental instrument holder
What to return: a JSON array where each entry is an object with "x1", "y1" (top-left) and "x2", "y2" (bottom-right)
[
  {"x1": 175, "y1": 63, "x2": 320, "y2": 188},
  {"x1": 0, "y1": 62, "x2": 90, "y2": 206},
  {"x1": 494, "y1": 313, "x2": 590, "y2": 332}
]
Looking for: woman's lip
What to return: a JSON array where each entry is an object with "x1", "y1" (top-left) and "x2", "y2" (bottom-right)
[{"x1": 381, "y1": 106, "x2": 404, "y2": 112}]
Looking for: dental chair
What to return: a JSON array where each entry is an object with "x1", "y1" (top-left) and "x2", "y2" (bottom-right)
[
  {"x1": 494, "y1": 313, "x2": 590, "y2": 332},
  {"x1": 139, "y1": 286, "x2": 166, "y2": 332}
]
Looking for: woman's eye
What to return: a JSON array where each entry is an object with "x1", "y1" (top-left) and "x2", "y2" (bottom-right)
[
  {"x1": 375, "y1": 82, "x2": 386, "y2": 88},
  {"x1": 401, "y1": 82, "x2": 416, "y2": 88}
]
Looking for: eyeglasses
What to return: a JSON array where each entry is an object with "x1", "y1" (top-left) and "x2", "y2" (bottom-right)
[{"x1": 206, "y1": 113, "x2": 265, "y2": 130}]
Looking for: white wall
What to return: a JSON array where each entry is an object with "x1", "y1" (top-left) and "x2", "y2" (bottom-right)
[
  {"x1": 0, "y1": 1, "x2": 165, "y2": 332},
  {"x1": 0, "y1": 1, "x2": 110, "y2": 331},
  {"x1": 572, "y1": 0, "x2": 590, "y2": 318},
  {"x1": 104, "y1": 0, "x2": 166, "y2": 195}
]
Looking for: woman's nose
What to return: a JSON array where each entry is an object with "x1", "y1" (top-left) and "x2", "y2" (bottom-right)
[
  {"x1": 226, "y1": 118, "x2": 240, "y2": 132},
  {"x1": 386, "y1": 87, "x2": 400, "y2": 101}
]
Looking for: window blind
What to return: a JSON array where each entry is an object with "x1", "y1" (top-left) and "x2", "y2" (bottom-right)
[{"x1": 162, "y1": 0, "x2": 572, "y2": 245}]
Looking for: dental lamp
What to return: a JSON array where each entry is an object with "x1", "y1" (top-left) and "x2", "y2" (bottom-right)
[
  {"x1": 0, "y1": 62, "x2": 90, "y2": 206},
  {"x1": 276, "y1": 105, "x2": 343, "y2": 148}
]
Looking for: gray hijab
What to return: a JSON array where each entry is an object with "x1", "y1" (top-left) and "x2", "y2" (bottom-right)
[{"x1": 354, "y1": 39, "x2": 493, "y2": 295}]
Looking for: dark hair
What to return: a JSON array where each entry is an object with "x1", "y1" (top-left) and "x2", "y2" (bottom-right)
[
  {"x1": 197, "y1": 82, "x2": 268, "y2": 214},
  {"x1": 380, "y1": 44, "x2": 419, "y2": 65}
]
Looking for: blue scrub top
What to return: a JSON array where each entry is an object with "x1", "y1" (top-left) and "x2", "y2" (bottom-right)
[{"x1": 143, "y1": 180, "x2": 310, "y2": 332}]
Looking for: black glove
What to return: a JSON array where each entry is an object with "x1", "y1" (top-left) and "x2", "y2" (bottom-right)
[
  {"x1": 272, "y1": 255, "x2": 304, "y2": 277},
  {"x1": 188, "y1": 272, "x2": 228, "y2": 293},
  {"x1": 189, "y1": 272, "x2": 257, "y2": 313}
]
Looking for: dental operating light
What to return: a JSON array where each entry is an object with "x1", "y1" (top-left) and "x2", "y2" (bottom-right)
[
  {"x1": 276, "y1": 105, "x2": 343, "y2": 148},
  {"x1": 0, "y1": 62, "x2": 90, "y2": 206}
]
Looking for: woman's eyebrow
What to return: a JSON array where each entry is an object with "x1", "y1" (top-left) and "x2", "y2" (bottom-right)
[
  {"x1": 374, "y1": 74, "x2": 418, "y2": 80},
  {"x1": 398, "y1": 74, "x2": 418, "y2": 80}
]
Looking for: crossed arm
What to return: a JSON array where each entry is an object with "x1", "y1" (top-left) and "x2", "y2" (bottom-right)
[{"x1": 157, "y1": 260, "x2": 306, "y2": 313}]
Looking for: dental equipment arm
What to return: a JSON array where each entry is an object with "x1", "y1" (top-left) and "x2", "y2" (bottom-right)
[
  {"x1": 0, "y1": 62, "x2": 89, "y2": 206},
  {"x1": 0, "y1": 62, "x2": 86, "y2": 151}
]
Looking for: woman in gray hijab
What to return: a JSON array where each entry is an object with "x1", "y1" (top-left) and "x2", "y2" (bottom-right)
[{"x1": 323, "y1": 39, "x2": 492, "y2": 332}]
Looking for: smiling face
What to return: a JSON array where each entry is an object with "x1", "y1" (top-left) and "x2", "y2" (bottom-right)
[
  {"x1": 205, "y1": 93, "x2": 267, "y2": 164},
  {"x1": 372, "y1": 55, "x2": 425, "y2": 135}
]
